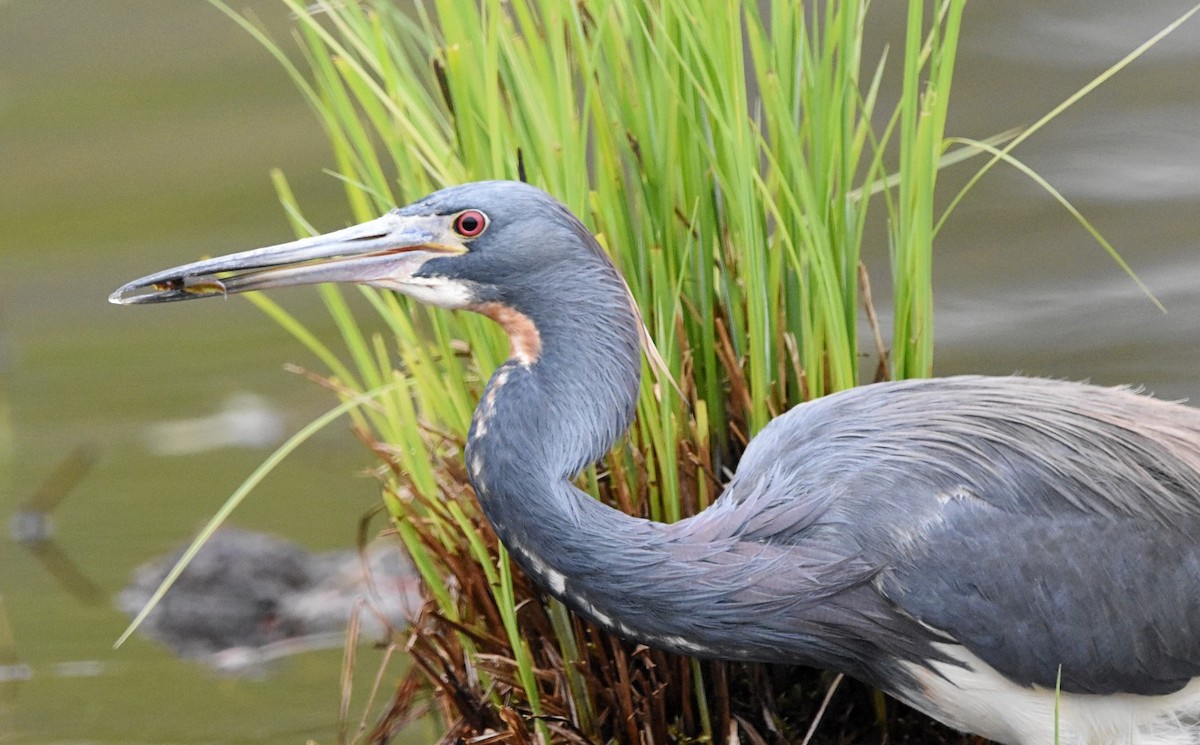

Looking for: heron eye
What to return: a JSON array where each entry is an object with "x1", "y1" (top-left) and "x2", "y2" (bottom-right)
[{"x1": 453, "y1": 210, "x2": 488, "y2": 238}]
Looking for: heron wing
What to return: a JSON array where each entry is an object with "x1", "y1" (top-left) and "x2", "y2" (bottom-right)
[
  {"x1": 823, "y1": 376, "x2": 1200, "y2": 695},
  {"x1": 718, "y1": 376, "x2": 1200, "y2": 694},
  {"x1": 879, "y1": 494, "x2": 1200, "y2": 696}
]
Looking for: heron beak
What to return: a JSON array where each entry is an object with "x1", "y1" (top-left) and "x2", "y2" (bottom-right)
[{"x1": 108, "y1": 212, "x2": 464, "y2": 305}]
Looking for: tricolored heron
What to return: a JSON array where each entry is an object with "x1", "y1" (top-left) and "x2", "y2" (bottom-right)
[{"x1": 111, "y1": 181, "x2": 1200, "y2": 745}]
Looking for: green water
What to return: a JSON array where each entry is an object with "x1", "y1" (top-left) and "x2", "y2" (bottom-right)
[
  {"x1": 1, "y1": 2, "x2": 429, "y2": 742},
  {"x1": 2, "y1": 1, "x2": 1198, "y2": 743}
]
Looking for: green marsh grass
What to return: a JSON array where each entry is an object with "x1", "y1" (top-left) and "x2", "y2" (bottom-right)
[
  {"x1": 140, "y1": 0, "x2": 1195, "y2": 742},
  {"x1": 221, "y1": 2, "x2": 969, "y2": 740}
]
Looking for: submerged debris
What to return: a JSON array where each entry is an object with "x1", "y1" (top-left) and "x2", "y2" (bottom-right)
[{"x1": 118, "y1": 527, "x2": 420, "y2": 675}]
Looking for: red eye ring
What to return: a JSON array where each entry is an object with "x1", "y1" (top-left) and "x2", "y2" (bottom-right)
[{"x1": 453, "y1": 210, "x2": 488, "y2": 238}]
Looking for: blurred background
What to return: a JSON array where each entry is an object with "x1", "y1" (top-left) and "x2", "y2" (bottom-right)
[{"x1": 1, "y1": 1, "x2": 1198, "y2": 743}]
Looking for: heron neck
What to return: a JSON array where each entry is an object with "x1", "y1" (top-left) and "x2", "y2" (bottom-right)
[
  {"x1": 465, "y1": 345, "x2": 686, "y2": 646},
  {"x1": 461, "y1": 277, "x2": 764, "y2": 660},
  {"x1": 464, "y1": 263, "x2": 689, "y2": 625}
]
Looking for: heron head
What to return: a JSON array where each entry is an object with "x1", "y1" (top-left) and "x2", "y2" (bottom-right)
[{"x1": 108, "y1": 181, "x2": 609, "y2": 313}]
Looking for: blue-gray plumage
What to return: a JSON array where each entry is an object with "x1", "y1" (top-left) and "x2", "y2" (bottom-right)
[{"x1": 111, "y1": 181, "x2": 1200, "y2": 745}]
